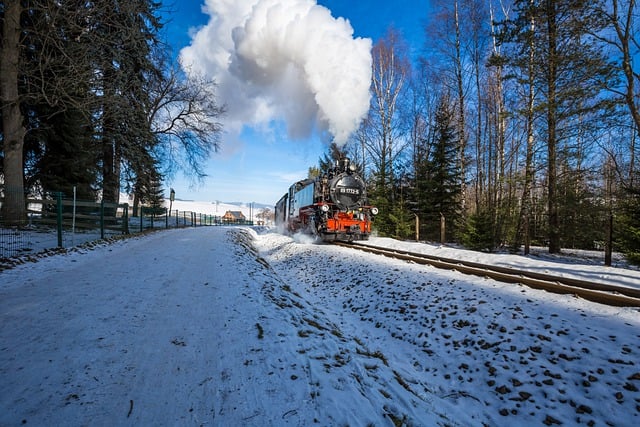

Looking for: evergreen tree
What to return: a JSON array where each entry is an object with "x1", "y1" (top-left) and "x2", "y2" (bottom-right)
[
  {"x1": 2, "y1": 0, "x2": 97, "y2": 222},
  {"x1": 1, "y1": 0, "x2": 224, "y2": 224},
  {"x1": 318, "y1": 142, "x2": 347, "y2": 173},
  {"x1": 146, "y1": 178, "x2": 165, "y2": 217},
  {"x1": 135, "y1": 165, "x2": 165, "y2": 216},
  {"x1": 35, "y1": 108, "x2": 98, "y2": 202},
  {"x1": 416, "y1": 96, "x2": 463, "y2": 242},
  {"x1": 496, "y1": 0, "x2": 614, "y2": 253},
  {"x1": 93, "y1": 0, "x2": 163, "y2": 206},
  {"x1": 617, "y1": 187, "x2": 640, "y2": 265}
]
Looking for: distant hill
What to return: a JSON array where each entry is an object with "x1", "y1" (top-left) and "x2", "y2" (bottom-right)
[
  {"x1": 225, "y1": 201, "x2": 273, "y2": 210},
  {"x1": 118, "y1": 193, "x2": 272, "y2": 220},
  {"x1": 167, "y1": 199, "x2": 271, "y2": 220}
]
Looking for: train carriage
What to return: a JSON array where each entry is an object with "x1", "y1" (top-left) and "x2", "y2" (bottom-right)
[{"x1": 275, "y1": 158, "x2": 377, "y2": 242}]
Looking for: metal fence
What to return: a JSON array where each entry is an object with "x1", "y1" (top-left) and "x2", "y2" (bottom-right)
[{"x1": 0, "y1": 194, "x2": 254, "y2": 259}]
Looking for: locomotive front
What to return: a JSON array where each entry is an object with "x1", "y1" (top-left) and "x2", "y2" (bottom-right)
[
  {"x1": 328, "y1": 166, "x2": 366, "y2": 210},
  {"x1": 315, "y1": 158, "x2": 378, "y2": 241}
]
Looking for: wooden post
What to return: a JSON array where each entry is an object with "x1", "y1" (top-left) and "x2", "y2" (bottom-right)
[
  {"x1": 604, "y1": 161, "x2": 613, "y2": 267},
  {"x1": 440, "y1": 212, "x2": 445, "y2": 244},
  {"x1": 605, "y1": 210, "x2": 613, "y2": 267}
]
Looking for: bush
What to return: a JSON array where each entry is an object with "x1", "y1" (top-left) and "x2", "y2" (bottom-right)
[{"x1": 461, "y1": 211, "x2": 496, "y2": 252}]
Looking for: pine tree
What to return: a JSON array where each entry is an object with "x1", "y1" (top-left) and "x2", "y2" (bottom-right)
[
  {"x1": 134, "y1": 165, "x2": 165, "y2": 217},
  {"x1": 93, "y1": 0, "x2": 163, "y2": 206},
  {"x1": 416, "y1": 96, "x2": 463, "y2": 242},
  {"x1": 617, "y1": 188, "x2": 640, "y2": 265},
  {"x1": 35, "y1": 108, "x2": 98, "y2": 202},
  {"x1": 496, "y1": 0, "x2": 613, "y2": 253}
]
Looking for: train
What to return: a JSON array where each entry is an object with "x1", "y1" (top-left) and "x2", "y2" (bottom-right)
[{"x1": 275, "y1": 157, "x2": 378, "y2": 242}]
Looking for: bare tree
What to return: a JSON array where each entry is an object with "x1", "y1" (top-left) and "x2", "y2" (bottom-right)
[
  {"x1": 363, "y1": 28, "x2": 411, "y2": 235},
  {"x1": 600, "y1": 0, "x2": 640, "y2": 136},
  {"x1": 367, "y1": 28, "x2": 410, "y2": 184},
  {"x1": 148, "y1": 67, "x2": 225, "y2": 181},
  {"x1": 592, "y1": 0, "x2": 639, "y2": 186},
  {"x1": 428, "y1": 1, "x2": 474, "y2": 205}
]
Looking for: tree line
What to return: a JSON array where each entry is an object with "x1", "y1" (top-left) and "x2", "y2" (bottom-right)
[
  {"x1": 0, "y1": 0, "x2": 224, "y2": 222},
  {"x1": 334, "y1": 0, "x2": 639, "y2": 263}
]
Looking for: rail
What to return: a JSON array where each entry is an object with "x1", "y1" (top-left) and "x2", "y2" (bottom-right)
[{"x1": 333, "y1": 241, "x2": 640, "y2": 308}]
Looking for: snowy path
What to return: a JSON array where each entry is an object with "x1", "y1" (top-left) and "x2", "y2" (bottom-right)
[
  {"x1": 1, "y1": 227, "x2": 639, "y2": 426},
  {"x1": 1, "y1": 228, "x2": 315, "y2": 426}
]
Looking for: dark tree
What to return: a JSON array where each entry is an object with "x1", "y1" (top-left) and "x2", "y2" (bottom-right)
[
  {"x1": 415, "y1": 95, "x2": 463, "y2": 242},
  {"x1": 34, "y1": 108, "x2": 98, "y2": 201}
]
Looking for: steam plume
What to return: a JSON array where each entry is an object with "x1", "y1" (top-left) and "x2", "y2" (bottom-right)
[{"x1": 180, "y1": 0, "x2": 372, "y2": 145}]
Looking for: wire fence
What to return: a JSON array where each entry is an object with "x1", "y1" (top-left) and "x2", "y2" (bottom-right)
[{"x1": 0, "y1": 193, "x2": 254, "y2": 259}]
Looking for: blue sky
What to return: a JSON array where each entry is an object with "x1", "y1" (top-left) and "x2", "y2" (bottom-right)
[{"x1": 161, "y1": 0, "x2": 430, "y2": 206}]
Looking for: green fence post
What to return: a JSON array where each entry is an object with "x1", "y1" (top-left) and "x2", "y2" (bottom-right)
[
  {"x1": 123, "y1": 203, "x2": 129, "y2": 234},
  {"x1": 140, "y1": 207, "x2": 144, "y2": 233},
  {"x1": 56, "y1": 192, "x2": 63, "y2": 248},
  {"x1": 100, "y1": 199, "x2": 105, "y2": 239}
]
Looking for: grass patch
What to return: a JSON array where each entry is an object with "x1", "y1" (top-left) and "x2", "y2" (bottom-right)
[
  {"x1": 255, "y1": 323, "x2": 264, "y2": 339},
  {"x1": 303, "y1": 317, "x2": 327, "y2": 331},
  {"x1": 356, "y1": 348, "x2": 389, "y2": 366}
]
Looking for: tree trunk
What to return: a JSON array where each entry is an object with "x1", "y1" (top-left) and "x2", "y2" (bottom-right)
[
  {"x1": 514, "y1": 2, "x2": 536, "y2": 254},
  {"x1": 0, "y1": 0, "x2": 26, "y2": 224},
  {"x1": 546, "y1": 0, "x2": 561, "y2": 254},
  {"x1": 101, "y1": 61, "x2": 121, "y2": 208},
  {"x1": 453, "y1": 2, "x2": 467, "y2": 211}
]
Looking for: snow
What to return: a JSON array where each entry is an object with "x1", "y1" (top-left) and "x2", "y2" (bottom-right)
[{"x1": 1, "y1": 226, "x2": 639, "y2": 426}]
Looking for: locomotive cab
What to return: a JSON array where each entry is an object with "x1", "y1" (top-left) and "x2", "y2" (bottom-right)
[{"x1": 316, "y1": 158, "x2": 377, "y2": 241}]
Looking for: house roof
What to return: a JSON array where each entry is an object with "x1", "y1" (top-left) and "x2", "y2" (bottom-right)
[{"x1": 224, "y1": 210, "x2": 245, "y2": 219}]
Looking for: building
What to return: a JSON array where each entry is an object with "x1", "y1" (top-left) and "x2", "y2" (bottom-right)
[{"x1": 222, "y1": 210, "x2": 246, "y2": 223}]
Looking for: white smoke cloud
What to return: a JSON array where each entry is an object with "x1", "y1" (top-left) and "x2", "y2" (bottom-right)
[{"x1": 179, "y1": 0, "x2": 372, "y2": 145}]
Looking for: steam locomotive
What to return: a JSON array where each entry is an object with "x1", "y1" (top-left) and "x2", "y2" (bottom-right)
[{"x1": 275, "y1": 158, "x2": 378, "y2": 242}]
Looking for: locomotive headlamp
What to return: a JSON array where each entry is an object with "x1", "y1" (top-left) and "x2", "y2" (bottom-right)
[
  {"x1": 371, "y1": 207, "x2": 379, "y2": 215},
  {"x1": 349, "y1": 163, "x2": 357, "y2": 173},
  {"x1": 321, "y1": 204, "x2": 330, "y2": 212}
]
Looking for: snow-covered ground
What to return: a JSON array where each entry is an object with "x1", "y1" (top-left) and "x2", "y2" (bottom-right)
[{"x1": 1, "y1": 226, "x2": 639, "y2": 426}]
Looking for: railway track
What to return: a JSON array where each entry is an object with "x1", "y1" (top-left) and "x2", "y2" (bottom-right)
[{"x1": 332, "y1": 241, "x2": 640, "y2": 308}]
